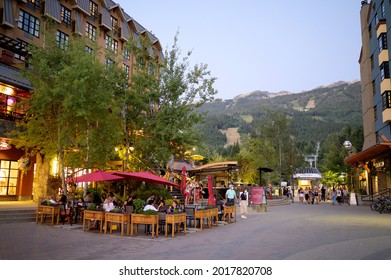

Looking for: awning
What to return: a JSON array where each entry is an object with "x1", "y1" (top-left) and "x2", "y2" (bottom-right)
[
  {"x1": 73, "y1": 170, "x2": 126, "y2": 183},
  {"x1": 345, "y1": 142, "x2": 391, "y2": 165},
  {"x1": 114, "y1": 171, "x2": 180, "y2": 187}
]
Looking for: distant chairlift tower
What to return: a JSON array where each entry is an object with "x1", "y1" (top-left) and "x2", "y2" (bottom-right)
[{"x1": 304, "y1": 142, "x2": 320, "y2": 168}]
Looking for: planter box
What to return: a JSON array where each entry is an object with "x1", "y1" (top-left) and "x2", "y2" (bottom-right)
[
  {"x1": 130, "y1": 213, "x2": 159, "y2": 238},
  {"x1": 83, "y1": 210, "x2": 105, "y2": 233},
  {"x1": 36, "y1": 205, "x2": 60, "y2": 226},
  {"x1": 165, "y1": 213, "x2": 186, "y2": 237},
  {"x1": 104, "y1": 212, "x2": 131, "y2": 236},
  {"x1": 223, "y1": 205, "x2": 237, "y2": 223}
]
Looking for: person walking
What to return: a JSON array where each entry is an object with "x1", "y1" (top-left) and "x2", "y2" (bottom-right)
[
  {"x1": 240, "y1": 189, "x2": 248, "y2": 219},
  {"x1": 331, "y1": 188, "x2": 337, "y2": 205},
  {"x1": 225, "y1": 185, "x2": 237, "y2": 206}
]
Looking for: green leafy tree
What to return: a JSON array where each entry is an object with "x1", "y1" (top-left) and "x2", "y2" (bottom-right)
[
  {"x1": 239, "y1": 110, "x2": 295, "y2": 185},
  {"x1": 119, "y1": 33, "x2": 217, "y2": 169},
  {"x1": 12, "y1": 30, "x2": 122, "y2": 195}
]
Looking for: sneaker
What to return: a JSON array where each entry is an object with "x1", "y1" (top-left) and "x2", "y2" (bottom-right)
[{"x1": 243, "y1": 216, "x2": 247, "y2": 219}]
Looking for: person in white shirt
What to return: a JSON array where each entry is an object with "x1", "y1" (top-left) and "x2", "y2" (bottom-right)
[{"x1": 143, "y1": 199, "x2": 157, "y2": 211}]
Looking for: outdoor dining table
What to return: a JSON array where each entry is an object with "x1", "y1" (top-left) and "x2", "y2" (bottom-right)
[
  {"x1": 36, "y1": 205, "x2": 60, "y2": 226},
  {"x1": 165, "y1": 213, "x2": 186, "y2": 238},
  {"x1": 223, "y1": 205, "x2": 237, "y2": 223},
  {"x1": 104, "y1": 212, "x2": 131, "y2": 236},
  {"x1": 82, "y1": 210, "x2": 105, "y2": 233}
]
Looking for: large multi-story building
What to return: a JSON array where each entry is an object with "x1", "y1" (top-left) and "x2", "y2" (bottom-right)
[
  {"x1": 0, "y1": 0, "x2": 163, "y2": 201},
  {"x1": 347, "y1": 0, "x2": 391, "y2": 196}
]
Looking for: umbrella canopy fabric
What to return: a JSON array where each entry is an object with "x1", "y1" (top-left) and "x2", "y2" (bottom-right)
[
  {"x1": 207, "y1": 175, "x2": 216, "y2": 206},
  {"x1": 114, "y1": 171, "x2": 180, "y2": 187},
  {"x1": 74, "y1": 170, "x2": 126, "y2": 183}
]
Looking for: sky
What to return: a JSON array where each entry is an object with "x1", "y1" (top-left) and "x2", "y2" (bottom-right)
[{"x1": 115, "y1": 0, "x2": 362, "y2": 100}]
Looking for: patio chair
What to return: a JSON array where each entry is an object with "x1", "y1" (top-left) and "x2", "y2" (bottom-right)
[{"x1": 59, "y1": 203, "x2": 74, "y2": 225}]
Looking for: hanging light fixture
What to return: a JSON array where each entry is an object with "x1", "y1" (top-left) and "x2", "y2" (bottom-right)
[{"x1": 0, "y1": 138, "x2": 11, "y2": 150}]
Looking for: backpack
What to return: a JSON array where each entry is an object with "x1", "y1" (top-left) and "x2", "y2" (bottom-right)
[{"x1": 241, "y1": 192, "x2": 246, "y2": 200}]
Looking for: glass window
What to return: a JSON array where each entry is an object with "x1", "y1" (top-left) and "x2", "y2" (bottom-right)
[
  {"x1": 0, "y1": 160, "x2": 19, "y2": 196},
  {"x1": 378, "y1": 33, "x2": 388, "y2": 51},
  {"x1": 61, "y1": 5, "x2": 71, "y2": 26},
  {"x1": 123, "y1": 64, "x2": 130, "y2": 79},
  {"x1": 105, "y1": 34, "x2": 118, "y2": 53},
  {"x1": 89, "y1": 1, "x2": 99, "y2": 20},
  {"x1": 56, "y1": 30, "x2": 69, "y2": 50},
  {"x1": 380, "y1": 62, "x2": 390, "y2": 80},
  {"x1": 382, "y1": 91, "x2": 391, "y2": 109},
  {"x1": 86, "y1": 22, "x2": 96, "y2": 41},
  {"x1": 123, "y1": 47, "x2": 130, "y2": 60},
  {"x1": 18, "y1": 10, "x2": 40, "y2": 37}
]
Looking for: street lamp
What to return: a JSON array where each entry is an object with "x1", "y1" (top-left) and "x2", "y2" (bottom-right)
[{"x1": 343, "y1": 140, "x2": 357, "y2": 205}]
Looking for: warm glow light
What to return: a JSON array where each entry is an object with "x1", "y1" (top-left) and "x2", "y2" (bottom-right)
[
  {"x1": 0, "y1": 85, "x2": 15, "y2": 96},
  {"x1": 51, "y1": 157, "x2": 58, "y2": 176}
]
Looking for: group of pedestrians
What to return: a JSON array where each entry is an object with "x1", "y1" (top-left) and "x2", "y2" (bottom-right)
[
  {"x1": 298, "y1": 185, "x2": 350, "y2": 205},
  {"x1": 225, "y1": 184, "x2": 249, "y2": 219},
  {"x1": 331, "y1": 187, "x2": 350, "y2": 205},
  {"x1": 298, "y1": 186, "x2": 326, "y2": 204}
]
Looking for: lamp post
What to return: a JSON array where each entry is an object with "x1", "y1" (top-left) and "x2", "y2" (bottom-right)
[{"x1": 343, "y1": 140, "x2": 357, "y2": 205}]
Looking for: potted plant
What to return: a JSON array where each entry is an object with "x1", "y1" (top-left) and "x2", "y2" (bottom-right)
[{"x1": 131, "y1": 199, "x2": 158, "y2": 233}]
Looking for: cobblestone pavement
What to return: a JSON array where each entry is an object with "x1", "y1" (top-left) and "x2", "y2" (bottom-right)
[{"x1": 1, "y1": 201, "x2": 391, "y2": 260}]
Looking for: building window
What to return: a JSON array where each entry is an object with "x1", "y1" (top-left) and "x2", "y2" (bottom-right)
[
  {"x1": 111, "y1": 16, "x2": 118, "y2": 29},
  {"x1": 14, "y1": 38, "x2": 28, "y2": 61},
  {"x1": 380, "y1": 61, "x2": 390, "y2": 80},
  {"x1": 123, "y1": 47, "x2": 130, "y2": 60},
  {"x1": 105, "y1": 34, "x2": 118, "y2": 53},
  {"x1": 89, "y1": 1, "x2": 99, "y2": 20},
  {"x1": 374, "y1": 105, "x2": 378, "y2": 121},
  {"x1": 372, "y1": 80, "x2": 376, "y2": 96},
  {"x1": 375, "y1": 13, "x2": 379, "y2": 26},
  {"x1": 378, "y1": 33, "x2": 388, "y2": 51},
  {"x1": 27, "y1": 0, "x2": 40, "y2": 7},
  {"x1": 85, "y1": 46, "x2": 93, "y2": 54},
  {"x1": 86, "y1": 22, "x2": 96, "y2": 41},
  {"x1": 56, "y1": 30, "x2": 69, "y2": 50},
  {"x1": 0, "y1": 160, "x2": 18, "y2": 196},
  {"x1": 105, "y1": 58, "x2": 115, "y2": 67},
  {"x1": 123, "y1": 64, "x2": 130, "y2": 79},
  {"x1": 61, "y1": 5, "x2": 71, "y2": 26},
  {"x1": 381, "y1": 1, "x2": 386, "y2": 18},
  {"x1": 18, "y1": 10, "x2": 40, "y2": 37},
  {"x1": 382, "y1": 91, "x2": 391, "y2": 109}
]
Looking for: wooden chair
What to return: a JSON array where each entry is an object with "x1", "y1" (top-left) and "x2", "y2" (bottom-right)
[{"x1": 59, "y1": 203, "x2": 74, "y2": 225}]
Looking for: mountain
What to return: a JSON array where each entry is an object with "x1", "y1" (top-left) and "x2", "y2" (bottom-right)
[{"x1": 197, "y1": 81, "x2": 362, "y2": 151}]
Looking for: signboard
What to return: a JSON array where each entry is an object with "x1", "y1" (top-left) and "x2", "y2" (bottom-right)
[{"x1": 251, "y1": 187, "x2": 263, "y2": 205}]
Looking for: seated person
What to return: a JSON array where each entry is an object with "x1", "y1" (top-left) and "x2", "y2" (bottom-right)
[
  {"x1": 143, "y1": 199, "x2": 157, "y2": 211},
  {"x1": 103, "y1": 195, "x2": 115, "y2": 212},
  {"x1": 77, "y1": 197, "x2": 85, "y2": 207},
  {"x1": 156, "y1": 200, "x2": 166, "y2": 212},
  {"x1": 167, "y1": 200, "x2": 180, "y2": 213}
]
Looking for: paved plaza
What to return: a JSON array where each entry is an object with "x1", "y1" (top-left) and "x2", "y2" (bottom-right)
[{"x1": 0, "y1": 200, "x2": 390, "y2": 260}]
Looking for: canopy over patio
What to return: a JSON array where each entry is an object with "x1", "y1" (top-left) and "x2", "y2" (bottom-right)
[{"x1": 114, "y1": 171, "x2": 180, "y2": 187}]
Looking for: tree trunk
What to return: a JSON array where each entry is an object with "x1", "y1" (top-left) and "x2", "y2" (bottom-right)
[{"x1": 33, "y1": 153, "x2": 50, "y2": 202}]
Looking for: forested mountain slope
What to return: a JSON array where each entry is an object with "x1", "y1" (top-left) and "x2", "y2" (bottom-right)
[{"x1": 196, "y1": 81, "x2": 362, "y2": 152}]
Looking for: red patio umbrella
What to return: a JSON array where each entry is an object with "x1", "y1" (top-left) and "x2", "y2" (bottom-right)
[
  {"x1": 74, "y1": 170, "x2": 127, "y2": 183},
  {"x1": 207, "y1": 175, "x2": 216, "y2": 206},
  {"x1": 114, "y1": 171, "x2": 180, "y2": 187}
]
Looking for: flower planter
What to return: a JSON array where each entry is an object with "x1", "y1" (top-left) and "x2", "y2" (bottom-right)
[{"x1": 130, "y1": 213, "x2": 159, "y2": 238}]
